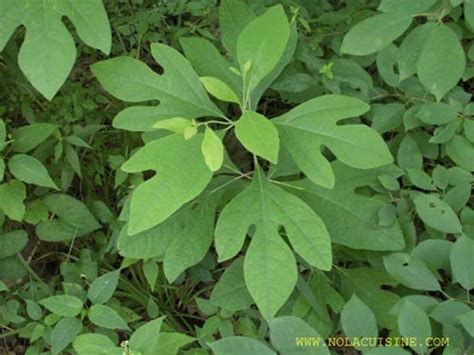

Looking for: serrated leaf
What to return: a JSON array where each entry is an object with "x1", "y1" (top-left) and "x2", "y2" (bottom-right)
[
  {"x1": 0, "y1": 230, "x2": 28, "y2": 258},
  {"x1": 275, "y1": 95, "x2": 392, "y2": 188},
  {"x1": 121, "y1": 134, "x2": 212, "y2": 235},
  {"x1": 210, "y1": 337, "x2": 275, "y2": 355},
  {"x1": 8, "y1": 154, "x2": 58, "y2": 189},
  {"x1": 341, "y1": 13, "x2": 412, "y2": 56},
  {"x1": 235, "y1": 111, "x2": 280, "y2": 163},
  {"x1": 39, "y1": 295, "x2": 83, "y2": 317},
  {"x1": 295, "y1": 162, "x2": 405, "y2": 251},
  {"x1": 417, "y1": 25, "x2": 466, "y2": 101},
  {"x1": 88, "y1": 305, "x2": 129, "y2": 330},
  {"x1": 216, "y1": 168, "x2": 331, "y2": 318},
  {"x1": 450, "y1": 236, "x2": 474, "y2": 290},
  {"x1": 201, "y1": 127, "x2": 224, "y2": 171},
  {"x1": 51, "y1": 317, "x2": 82, "y2": 355},
  {"x1": 0, "y1": 0, "x2": 111, "y2": 100},
  {"x1": 11, "y1": 123, "x2": 58, "y2": 153},
  {"x1": 88, "y1": 270, "x2": 120, "y2": 304},
  {"x1": 0, "y1": 180, "x2": 26, "y2": 221},
  {"x1": 412, "y1": 192, "x2": 462, "y2": 233},
  {"x1": 36, "y1": 194, "x2": 101, "y2": 241}
]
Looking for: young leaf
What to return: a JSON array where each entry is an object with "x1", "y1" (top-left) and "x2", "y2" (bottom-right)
[
  {"x1": 295, "y1": 162, "x2": 405, "y2": 251},
  {"x1": 412, "y1": 193, "x2": 462, "y2": 233},
  {"x1": 88, "y1": 270, "x2": 120, "y2": 304},
  {"x1": 39, "y1": 295, "x2": 83, "y2": 317},
  {"x1": 234, "y1": 111, "x2": 280, "y2": 164},
  {"x1": 201, "y1": 127, "x2": 224, "y2": 171},
  {"x1": 8, "y1": 154, "x2": 58, "y2": 189},
  {"x1": 237, "y1": 5, "x2": 290, "y2": 96},
  {"x1": 275, "y1": 95, "x2": 392, "y2": 188},
  {"x1": 88, "y1": 305, "x2": 129, "y2": 330},
  {"x1": 397, "y1": 301, "x2": 431, "y2": 353},
  {"x1": 121, "y1": 134, "x2": 212, "y2": 235},
  {"x1": 200, "y1": 77, "x2": 240, "y2": 104},
  {"x1": 417, "y1": 25, "x2": 466, "y2": 101},
  {"x1": 216, "y1": 169, "x2": 331, "y2": 319},
  {"x1": 153, "y1": 117, "x2": 193, "y2": 134},
  {"x1": 210, "y1": 337, "x2": 275, "y2": 355},
  {"x1": 450, "y1": 236, "x2": 474, "y2": 290},
  {"x1": 341, "y1": 14, "x2": 412, "y2": 56},
  {"x1": 0, "y1": 0, "x2": 111, "y2": 100}
]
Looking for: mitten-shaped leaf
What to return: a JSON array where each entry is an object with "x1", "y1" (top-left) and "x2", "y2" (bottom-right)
[
  {"x1": 121, "y1": 134, "x2": 212, "y2": 235},
  {"x1": 275, "y1": 95, "x2": 393, "y2": 188}
]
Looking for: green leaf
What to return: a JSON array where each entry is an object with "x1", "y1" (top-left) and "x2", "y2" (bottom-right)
[
  {"x1": 152, "y1": 117, "x2": 193, "y2": 134},
  {"x1": 219, "y1": 0, "x2": 255, "y2": 57},
  {"x1": 210, "y1": 337, "x2": 276, "y2": 355},
  {"x1": 235, "y1": 111, "x2": 280, "y2": 164},
  {"x1": 430, "y1": 300, "x2": 471, "y2": 325},
  {"x1": 73, "y1": 334, "x2": 118, "y2": 355},
  {"x1": 121, "y1": 134, "x2": 212, "y2": 235},
  {"x1": 200, "y1": 77, "x2": 240, "y2": 104},
  {"x1": 88, "y1": 270, "x2": 120, "y2": 304},
  {"x1": 163, "y1": 197, "x2": 218, "y2": 283},
  {"x1": 0, "y1": 180, "x2": 26, "y2": 221},
  {"x1": 92, "y1": 44, "x2": 222, "y2": 124},
  {"x1": 416, "y1": 103, "x2": 459, "y2": 125},
  {"x1": 201, "y1": 127, "x2": 224, "y2": 171},
  {"x1": 0, "y1": 119, "x2": 6, "y2": 149},
  {"x1": 458, "y1": 310, "x2": 474, "y2": 337},
  {"x1": 0, "y1": 0, "x2": 111, "y2": 100},
  {"x1": 88, "y1": 305, "x2": 129, "y2": 330},
  {"x1": 39, "y1": 295, "x2": 83, "y2": 317},
  {"x1": 275, "y1": 95, "x2": 392, "y2": 188},
  {"x1": 129, "y1": 317, "x2": 165, "y2": 354},
  {"x1": 466, "y1": 0, "x2": 474, "y2": 30},
  {"x1": 237, "y1": 5, "x2": 290, "y2": 96},
  {"x1": 412, "y1": 193, "x2": 462, "y2": 233},
  {"x1": 339, "y1": 268, "x2": 400, "y2": 329},
  {"x1": 397, "y1": 301, "x2": 431, "y2": 354},
  {"x1": 341, "y1": 295, "x2": 378, "y2": 349},
  {"x1": 36, "y1": 194, "x2": 101, "y2": 241},
  {"x1": 417, "y1": 25, "x2": 466, "y2": 101},
  {"x1": 341, "y1": 14, "x2": 412, "y2": 56},
  {"x1": 378, "y1": 0, "x2": 436, "y2": 15},
  {"x1": 216, "y1": 169, "x2": 331, "y2": 318},
  {"x1": 398, "y1": 23, "x2": 436, "y2": 80},
  {"x1": 446, "y1": 135, "x2": 474, "y2": 171},
  {"x1": 383, "y1": 253, "x2": 441, "y2": 291},
  {"x1": 51, "y1": 317, "x2": 82, "y2": 355},
  {"x1": 450, "y1": 236, "x2": 474, "y2": 290},
  {"x1": 0, "y1": 281, "x2": 9, "y2": 292},
  {"x1": 0, "y1": 230, "x2": 28, "y2": 258},
  {"x1": 151, "y1": 332, "x2": 194, "y2": 355},
  {"x1": 269, "y1": 316, "x2": 330, "y2": 354},
  {"x1": 8, "y1": 154, "x2": 58, "y2": 189},
  {"x1": 210, "y1": 258, "x2": 254, "y2": 312},
  {"x1": 143, "y1": 261, "x2": 159, "y2": 291},
  {"x1": 295, "y1": 163, "x2": 405, "y2": 251},
  {"x1": 11, "y1": 123, "x2": 58, "y2": 153}
]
